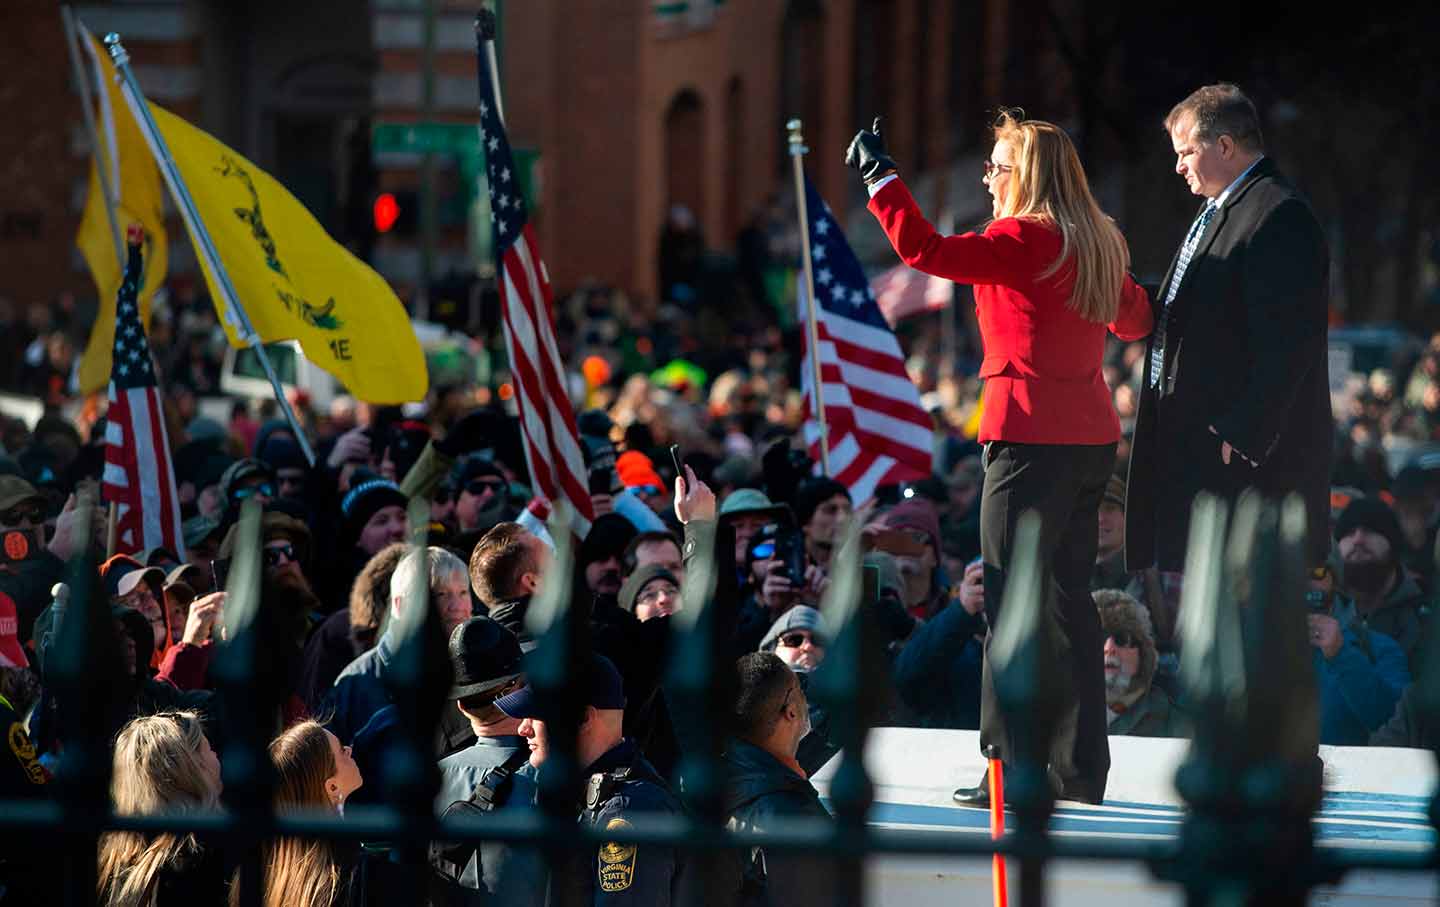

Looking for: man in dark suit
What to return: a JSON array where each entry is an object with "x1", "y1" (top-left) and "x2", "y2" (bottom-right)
[{"x1": 1127, "y1": 83, "x2": 1333, "y2": 572}]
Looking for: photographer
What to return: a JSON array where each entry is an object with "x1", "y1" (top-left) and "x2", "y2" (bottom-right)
[{"x1": 1308, "y1": 559, "x2": 1410, "y2": 745}]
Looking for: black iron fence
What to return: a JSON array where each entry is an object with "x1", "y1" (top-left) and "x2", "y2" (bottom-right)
[{"x1": 3, "y1": 491, "x2": 1439, "y2": 906}]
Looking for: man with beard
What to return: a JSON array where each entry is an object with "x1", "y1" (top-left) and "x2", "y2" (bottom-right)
[
  {"x1": 1307, "y1": 558, "x2": 1409, "y2": 745},
  {"x1": 1332, "y1": 498, "x2": 1433, "y2": 674},
  {"x1": 579, "y1": 513, "x2": 639, "y2": 604},
  {"x1": 1094, "y1": 590, "x2": 1189, "y2": 738}
]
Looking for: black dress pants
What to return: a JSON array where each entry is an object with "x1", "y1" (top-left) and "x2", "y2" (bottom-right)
[{"x1": 977, "y1": 440, "x2": 1115, "y2": 802}]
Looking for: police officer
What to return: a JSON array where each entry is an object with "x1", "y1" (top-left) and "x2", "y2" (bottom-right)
[
  {"x1": 495, "y1": 655, "x2": 694, "y2": 906},
  {"x1": 431, "y1": 616, "x2": 544, "y2": 904}
]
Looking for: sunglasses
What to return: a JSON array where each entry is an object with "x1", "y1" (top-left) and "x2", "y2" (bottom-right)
[
  {"x1": 465, "y1": 479, "x2": 506, "y2": 497},
  {"x1": 0, "y1": 503, "x2": 45, "y2": 525},
  {"x1": 263, "y1": 542, "x2": 296, "y2": 568},
  {"x1": 1107, "y1": 632, "x2": 1139, "y2": 649},
  {"x1": 778, "y1": 631, "x2": 825, "y2": 649},
  {"x1": 233, "y1": 483, "x2": 276, "y2": 501}
]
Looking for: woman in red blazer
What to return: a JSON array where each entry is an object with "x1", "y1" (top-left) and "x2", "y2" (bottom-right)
[{"x1": 847, "y1": 112, "x2": 1152, "y2": 806}]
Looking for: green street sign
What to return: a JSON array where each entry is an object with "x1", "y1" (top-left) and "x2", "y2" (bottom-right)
[{"x1": 372, "y1": 122, "x2": 479, "y2": 156}]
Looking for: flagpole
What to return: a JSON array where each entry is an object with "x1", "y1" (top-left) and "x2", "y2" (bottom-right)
[
  {"x1": 476, "y1": 7, "x2": 506, "y2": 125},
  {"x1": 61, "y1": 7, "x2": 125, "y2": 271},
  {"x1": 105, "y1": 33, "x2": 317, "y2": 468},
  {"x1": 787, "y1": 118, "x2": 830, "y2": 476}
]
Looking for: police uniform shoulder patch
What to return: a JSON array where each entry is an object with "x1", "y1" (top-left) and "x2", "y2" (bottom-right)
[
  {"x1": 8, "y1": 721, "x2": 45, "y2": 785},
  {"x1": 598, "y1": 816, "x2": 637, "y2": 892}
]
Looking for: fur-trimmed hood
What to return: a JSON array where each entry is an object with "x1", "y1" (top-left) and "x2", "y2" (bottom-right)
[{"x1": 1094, "y1": 588, "x2": 1156, "y2": 692}]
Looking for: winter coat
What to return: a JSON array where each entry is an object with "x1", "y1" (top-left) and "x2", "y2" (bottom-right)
[
  {"x1": 721, "y1": 739, "x2": 832, "y2": 907},
  {"x1": 891, "y1": 601, "x2": 985, "y2": 729},
  {"x1": 1316, "y1": 623, "x2": 1410, "y2": 746}
]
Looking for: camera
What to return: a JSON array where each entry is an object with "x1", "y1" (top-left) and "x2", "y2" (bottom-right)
[{"x1": 772, "y1": 526, "x2": 808, "y2": 587}]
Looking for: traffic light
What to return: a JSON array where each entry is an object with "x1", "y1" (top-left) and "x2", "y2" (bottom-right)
[
  {"x1": 372, "y1": 190, "x2": 418, "y2": 236},
  {"x1": 373, "y1": 192, "x2": 400, "y2": 233}
]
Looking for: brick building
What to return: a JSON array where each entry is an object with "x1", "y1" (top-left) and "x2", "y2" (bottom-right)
[{"x1": 3, "y1": 0, "x2": 1119, "y2": 311}]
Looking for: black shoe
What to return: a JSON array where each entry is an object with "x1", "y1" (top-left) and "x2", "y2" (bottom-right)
[{"x1": 952, "y1": 772, "x2": 992, "y2": 809}]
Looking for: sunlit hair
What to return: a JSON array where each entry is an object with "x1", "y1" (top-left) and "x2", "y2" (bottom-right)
[
  {"x1": 390, "y1": 545, "x2": 468, "y2": 606},
  {"x1": 233, "y1": 721, "x2": 344, "y2": 907},
  {"x1": 990, "y1": 109, "x2": 1131, "y2": 323},
  {"x1": 97, "y1": 711, "x2": 219, "y2": 907}
]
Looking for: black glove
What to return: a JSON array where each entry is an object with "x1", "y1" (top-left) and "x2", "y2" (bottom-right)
[
  {"x1": 434, "y1": 409, "x2": 496, "y2": 459},
  {"x1": 844, "y1": 117, "x2": 897, "y2": 184},
  {"x1": 870, "y1": 588, "x2": 917, "y2": 643}
]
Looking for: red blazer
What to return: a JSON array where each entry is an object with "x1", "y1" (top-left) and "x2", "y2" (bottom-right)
[{"x1": 869, "y1": 179, "x2": 1152, "y2": 445}]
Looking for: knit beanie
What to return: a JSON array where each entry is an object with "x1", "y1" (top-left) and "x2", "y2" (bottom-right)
[
  {"x1": 617, "y1": 564, "x2": 680, "y2": 613},
  {"x1": 341, "y1": 477, "x2": 408, "y2": 545},
  {"x1": 758, "y1": 605, "x2": 828, "y2": 653},
  {"x1": 578, "y1": 512, "x2": 638, "y2": 568},
  {"x1": 880, "y1": 498, "x2": 941, "y2": 555},
  {"x1": 1334, "y1": 496, "x2": 1404, "y2": 555},
  {"x1": 616, "y1": 450, "x2": 664, "y2": 490}
]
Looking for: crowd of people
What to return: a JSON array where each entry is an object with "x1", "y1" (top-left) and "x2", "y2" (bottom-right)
[{"x1": 1, "y1": 84, "x2": 1437, "y2": 904}]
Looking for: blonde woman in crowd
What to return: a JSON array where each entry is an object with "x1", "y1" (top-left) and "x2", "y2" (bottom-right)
[{"x1": 97, "y1": 711, "x2": 227, "y2": 906}]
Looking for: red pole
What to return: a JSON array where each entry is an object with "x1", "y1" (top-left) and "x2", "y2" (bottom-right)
[{"x1": 989, "y1": 755, "x2": 1008, "y2": 907}]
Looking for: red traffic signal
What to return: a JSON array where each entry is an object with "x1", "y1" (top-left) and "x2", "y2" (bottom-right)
[{"x1": 373, "y1": 193, "x2": 400, "y2": 233}]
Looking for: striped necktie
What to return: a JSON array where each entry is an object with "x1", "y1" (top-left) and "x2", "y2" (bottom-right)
[{"x1": 1149, "y1": 200, "x2": 1218, "y2": 388}]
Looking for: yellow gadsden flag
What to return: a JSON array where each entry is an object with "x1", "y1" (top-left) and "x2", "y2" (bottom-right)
[
  {"x1": 74, "y1": 28, "x2": 168, "y2": 394},
  {"x1": 149, "y1": 107, "x2": 427, "y2": 403}
]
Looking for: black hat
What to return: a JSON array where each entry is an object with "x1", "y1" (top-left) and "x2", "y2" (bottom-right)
[
  {"x1": 455, "y1": 454, "x2": 506, "y2": 488},
  {"x1": 577, "y1": 512, "x2": 637, "y2": 567},
  {"x1": 447, "y1": 616, "x2": 524, "y2": 700},
  {"x1": 1335, "y1": 496, "x2": 1403, "y2": 554}
]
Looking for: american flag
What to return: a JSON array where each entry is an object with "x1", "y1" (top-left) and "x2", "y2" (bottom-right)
[
  {"x1": 871, "y1": 261, "x2": 953, "y2": 327},
  {"x1": 799, "y1": 176, "x2": 933, "y2": 504},
  {"x1": 475, "y1": 38, "x2": 595, "y2": 533},
  {"x1": 103, "y1": 226, "x2": 185, "y2": 557}
]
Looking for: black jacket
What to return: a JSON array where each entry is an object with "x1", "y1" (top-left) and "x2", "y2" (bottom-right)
[
  {"x1": 1127, "y1": 157, "x2": 1332, "y2": 570},
  {"x1": 891, "y1": 601, "x2": 985, "y2": 729},
  {"x1": 721, "y1": 739, "x2": 832, "y2": 907}
]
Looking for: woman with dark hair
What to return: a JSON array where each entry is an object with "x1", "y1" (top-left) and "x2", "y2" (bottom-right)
[
  {"x1": 848, "y1": 111, "x2": 1153, "y2": 806},
  {"x1": 97, "y1": 711, "x2": 228, "y2": 906},
  {"x1": 238, "y1": 720, "x2": 363, "y2": 907}
]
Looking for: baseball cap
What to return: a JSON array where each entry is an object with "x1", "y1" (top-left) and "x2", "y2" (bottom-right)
[
  {"x1": 0, "y1": 476, "x2": 45, "y2": 513},
  {"x1": 100, "y1": 554, "x2": 165, "y2": 599},
  {"x1": 0, "y1": 590, "x2": 29, "y2": 668},
  {"x1": 495, "y1": 654, "x2": 626, "y2": 720}
]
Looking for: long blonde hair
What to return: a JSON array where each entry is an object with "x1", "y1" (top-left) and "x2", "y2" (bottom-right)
[
  {"x1": 990, "y1": 110, "x2": 1131, "y2": 323},
  {"x1": 97, "y1": 711, "x2": 219, "y2": 907},
  {"x1": 233, "y1": 721, "x2": 345, "y2": 907}
]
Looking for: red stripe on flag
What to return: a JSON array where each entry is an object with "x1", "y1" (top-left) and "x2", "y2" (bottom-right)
[
  {"x1": 497, "y1": 227, "x2": 594, "y2": 528},
  {"x1": 141, "y1": 387, "x2": 180, "y2": 553}
]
